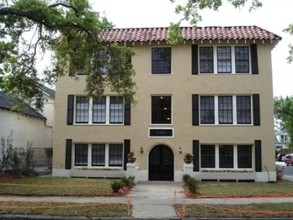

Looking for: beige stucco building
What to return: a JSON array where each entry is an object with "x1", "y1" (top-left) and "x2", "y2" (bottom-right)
[{"x1": 53, "y1": 26, "x2": 281, "y2": 182}]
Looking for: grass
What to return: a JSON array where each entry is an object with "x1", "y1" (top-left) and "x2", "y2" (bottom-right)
[
  {"x1": 175, "y1": 203, "x2": 293, "y2": 218},
  {"x1": 0, "y1": 201, "x2": 131, "y2": 217},
  {"x1": 0, "y1": 176, "x2": 114, "y2": 196},
  {"x1": 197, "y1": 181, "x2": 293, "y2": 197}
]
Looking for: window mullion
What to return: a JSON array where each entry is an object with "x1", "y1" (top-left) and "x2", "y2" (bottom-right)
[
  {"x1": 88, "y1": 144, "x2": 92, "y2": 167},
  {"x1": 213, "y1": 46, "x2": 217, "y2": 74},
  {"x1": 215, "y1": 145, "x2": 219, "y2": 169},
  {"x1": 215, "y1": 96, "x2": 219, "y2": 124},
  {"x1": 233, "y1": 96, "x2": 237, "y2": 124},
  {"x1": 233, "y1": 145, "x2": 237, "y2": 169},
  {"x1": 89, "y1": 98, "x2": 93, "y2": 124},
  {"x1": 106, "y1": 96, "x2": 110, "y2": 124},
  {"x1": 105, "y1": 144, "x2": 109, "y2": 167},
  {"x1": 231, "y1": 46, "x2": 235, "y2": 74}
]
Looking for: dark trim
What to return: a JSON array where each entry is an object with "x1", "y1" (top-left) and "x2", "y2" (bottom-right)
[
  {"x1": 255, "y1": 140, "x2": 262, "y2": 172},
  {"x1": 253, "y1": 94, "x2": 260, "y2": 126},
  {"x1": 192, "y1": 94, "x2": 199, "y2": 126},
  {"x1": 251, "y1": 44, "x2": 259, "y2": 74},
  {"x1": 124, "y1": 139, "x2": 130, "y2": 170},
  {"x1": 193, "y1": 140, "x2": 200, "y2": 172},
  {"x1": 192, "y1": 45, "x2": 199, "y2": 75},
  {"x1": 67, "y1": 95, "x2": 74, "y2": 125},
  {"x1": 65, "y1": 139, "x2": 72, "y2": 170},
  {"x1": 124, "y1": 100, "x2": 131, "y2": 125}
]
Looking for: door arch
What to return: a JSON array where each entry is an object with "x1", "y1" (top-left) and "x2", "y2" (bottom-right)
[{"x1": 149, "y1": 145, "x2": 174, "y2": 181}]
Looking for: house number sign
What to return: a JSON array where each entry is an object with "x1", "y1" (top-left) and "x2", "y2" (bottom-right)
[{"x1": 149, "y1": 129, "x2": 173, "y2": 137}]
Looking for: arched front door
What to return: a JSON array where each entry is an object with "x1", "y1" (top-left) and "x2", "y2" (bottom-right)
[{"x1": 149, "y1": 145, "x2": 174, "y2": 181}]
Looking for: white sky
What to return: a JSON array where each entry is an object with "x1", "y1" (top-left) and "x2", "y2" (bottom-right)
[{"x1": 90, "y1": 0, "x2": 293, "y2": 97}]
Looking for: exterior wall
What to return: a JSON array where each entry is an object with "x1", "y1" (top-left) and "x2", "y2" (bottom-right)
[
  {"x1": 41, "y1": 95, "x2": 55, "y2": 127},
  {"x1": 53, "y1": 40, "x2": 276, "y2": 182}
]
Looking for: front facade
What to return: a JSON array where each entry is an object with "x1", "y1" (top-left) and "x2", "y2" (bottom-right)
[{"x1": 53, "y1": 26, "x2": 281, "y2": 182}]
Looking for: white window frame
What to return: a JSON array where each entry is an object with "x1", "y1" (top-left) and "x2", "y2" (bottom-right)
[
  {"x1": 199, "y1": 45, "x2": 251, "y2": 74},
  {"x1": 199, "y1": 95, "x2": 252, "y2": 125},
  {"x1": 74, "y1": 96, "x2": 125, "y2": 125},
  {"x1": 73, "y1": 143, "x2": 123, "y2": 168}
]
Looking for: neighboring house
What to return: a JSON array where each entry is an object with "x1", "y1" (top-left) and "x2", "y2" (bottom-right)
[
  {"x1": 53, "y1": 26, "x2": 281, "y2": 182},
  {"x1": 41, "y1": 85, "x2": 55, "y2": 128},
  {"x1": 275, "y1": 130, "x2": 289, "y2": 150},
  {"x1": 0, "y1": 88, "x2": 54, "y2": 168}
]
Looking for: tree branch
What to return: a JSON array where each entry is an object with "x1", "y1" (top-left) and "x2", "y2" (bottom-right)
[{"x1": 49, "y1": 3, "x2": 79, "y2": 16}]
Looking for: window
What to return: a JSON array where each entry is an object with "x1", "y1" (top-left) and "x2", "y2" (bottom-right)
[
  {"x1": 74, "y1": 96, "x2": 124, "y2": 124},
  {"x1": 219, "y1": 145, "x2": 234, "y2": 168},
  {"x1": 217, "y1": 47, "x2": 231, "y2": 73},
  {"x1": 198, "y1": 46, "x2": 251, "y2": 74},
  {"x1": 75, "y1": 144, "x2": 88, "y2": 166},
  {"x1": 235, "y1": 46, "x2": 249, "y2": 73},
  {"x1": 151, "y1": 96, "x2": 172, "y2": 124},
  {"x1": 152, "y1": 47, "x2": 171, "y2": 74},
  {"x1": 199, "y1": 95, "x2": 252, "y2": 125},
  {"x1": 199, "y1": 47, "x2": 213, "y2": 73},
  {"x1": 201, "y1": 145, "x2": 215, "y2": 168},
  {"x1": 74, "y1": 143, "x2": 123, "y2": 168},
  {"x1": 200, "y1": 144, "x2": 253, "y2": 170}
]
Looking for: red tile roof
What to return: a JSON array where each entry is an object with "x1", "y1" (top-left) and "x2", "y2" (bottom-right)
[{"x1": 101, "y1": 26, "x2": 281, "y2": 43}]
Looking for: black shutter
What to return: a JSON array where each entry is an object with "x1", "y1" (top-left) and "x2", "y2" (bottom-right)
[
  {"x1": 192, "y1": 94, "x2": 199, "y2": 125},
  {"x1": 192, "y1": 45, "x2": 199, "y2": 75},
  {"x1": 255, "y1": 140, "x2": 262, "y2": 172},
  {"x1": 67, "y1": 95, "x2": 74, "y2": 125},
  {"x1": 124, "y1": 139, "x2": 130, "y2": 170},
  {"x1": 124, "y1": 100, "x2": 131, "y2": 125},
  {"x1": 251, "y1": 44, "x2": 259, "y2": 74},
  {"x1": 193, "y1": 140, "x2": 200, "y2": 171},
  {"x1": 253, "y1": 94, "x2": 260, "y2": 126},
  {"x1": 65, "y1": 139, "x2": 72, "y2": 170}
]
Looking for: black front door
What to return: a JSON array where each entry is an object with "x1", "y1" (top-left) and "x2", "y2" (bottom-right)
[{"x1": 149, "y1": 145, "x2": 174, "y2": 181}]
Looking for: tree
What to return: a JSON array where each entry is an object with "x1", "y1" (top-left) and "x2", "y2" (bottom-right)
[
  {"x1": 274, "y1": 96, "x2": 293, "y2": 149},
  {"x1": 0, "y1": 0, "x2": 135, "y2": 111}
]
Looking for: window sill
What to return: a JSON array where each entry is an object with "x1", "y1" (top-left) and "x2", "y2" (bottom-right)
[{"x1": 201, "y1": 169, "x2": 253, "y2": 173}]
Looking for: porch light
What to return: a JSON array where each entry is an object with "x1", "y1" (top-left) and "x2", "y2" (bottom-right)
[
  {"x1": 140, "y1": 147, "x2": 144, "y2": 154},
  {"x1": 179, "y1": 147, "x2": 182, "y2": 154}
]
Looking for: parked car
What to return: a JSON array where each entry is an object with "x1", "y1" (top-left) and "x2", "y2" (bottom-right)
[
  {"x1": 277, "y1": 152, "x2": 286, "y2": 161},
  {"x1": 284, "y1": 154, "x2": 293, "y2": 166}
]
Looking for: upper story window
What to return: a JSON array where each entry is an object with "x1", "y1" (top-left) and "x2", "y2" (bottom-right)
[
  {"x1": 152, "y1": 47, "x2": 171, "y2": 74},
  {"x1": 151, "y1": 96, "x2": 172, "y2": 124},
  {"x1": 200, "y1": 95, "x2": 252, "y2": 125},
  {"x1": 198, "y1": 46, "x2": 250, "y2": 74},
  {"x1": 75, "y1": 96, "x2": 124, "y2": 125}
]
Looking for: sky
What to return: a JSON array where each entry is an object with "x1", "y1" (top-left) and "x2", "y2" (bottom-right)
[{"x1": 90, "y1": 0, "x2": 293, "y2": 97}]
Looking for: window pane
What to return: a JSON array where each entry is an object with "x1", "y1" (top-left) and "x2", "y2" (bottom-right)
[
  {"x1": 152, "y1": 48, "x2": 171, "y2": 74},
  {"x1": 217, "y1": 47, "x2": 231, "y2": 73},
  {"x1": 75, "y1": 144, "x2": 88, "y2": 166},
  {"x1": 237, "y1": 96, "x2": 251, "y2": 124},
  {"x1": 95, "y1": 49, "x2": 108, "y2": 74},
  {"x1": 200, "y1": 47, "x2": 214, "y2": 73},
  {"x1": 110, "y1": 97, "x2": 124, "y2": 124},
  {"x1": 235, "y1": 46, "x2": 249, "y2": 73},
  {"x1": 201, "y1": 145, "x2": 215, "y2": 168},
  {"x1": 218, "y1": 96, "x2": 233, "y2": 124},
  {"x1": 93, "y1": 97, "x2": 106, "y2": 124},
  {"x1": 92, "y1": 144, "x2": 105, "y2": 166},
  {"x1": 109, "y1": 144, "x2": 123, "y2": 166},
  {"x1": 219, "y1": 145, "x2": 234, "y2": 168},
  {"x1": 200, "y1": 96, "x2": 215, "y2": 124},
  {"x1": 151, "y1": 96, "x2": 172, "y2": 124},
  {"x1": 76, "y1": 96, "x2": 89, "y2": 123},
  {"x1": 238, "y1": 145, "x2": 252, "y2": 168}
]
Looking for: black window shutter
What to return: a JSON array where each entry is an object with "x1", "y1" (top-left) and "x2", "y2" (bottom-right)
[
  {"x1": 255, "y1": 140, "x2": 262, "y2": 172},
  {"x1": 124, "y1": 139, "x2": 130, "y2": 170},
  {"x1": 251, "y1": 44, "x2": 259, "y2": 74},
  {"x1": 193, "y1": 140, "x2": 200, "y2": 171},
  {"x1": 124, "y1": 100, "x2": 131, "y2": 125},
  {"x1": 67, "y1": 95, "x2": 74, "y2": 125},
  {"x1": 192, "y1": 94, "x2": 199, "y2": 125},
  {"x1": 192, "y1": 45, "x2": 199, "y2": 75},
  {"x1": 253, "y1": 94, "x2": 260, "y2": 126},
  {"x1": 65, "y1": 139, "x2": 72, "y2": 170}
]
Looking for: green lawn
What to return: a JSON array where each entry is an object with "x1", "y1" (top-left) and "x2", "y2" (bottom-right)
[
  {"x1": 175, "y1": 203, "x2": 293, "y2": 218},
  {"x1": 0, "y1": 176, "x2": 114, "y2": 196},
  {"x1": 0, "y1": 201, "x2": 131, "y2": 217}
]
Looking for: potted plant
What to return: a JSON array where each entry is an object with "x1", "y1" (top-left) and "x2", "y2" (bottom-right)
[
  {"x1": 184, "y1": 153, "x2": 193, "y2": 164},
  {"x1": 127, "y1": 151, "x2": 136, "y2": 163}
]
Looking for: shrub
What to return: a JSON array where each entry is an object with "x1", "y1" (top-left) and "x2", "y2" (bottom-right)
[
  {"x1": 182, "y1": 174, "x2": 191, "y2": 183},
  {"x1": 121, "y1": 176, "x2": 135, "y2": 188},
  {"x1": 111, "y1": 180, "x2": 125, "y2": 192},
  {"x1": 186, "y1": 176, "x2": 199, "y2": 194}
]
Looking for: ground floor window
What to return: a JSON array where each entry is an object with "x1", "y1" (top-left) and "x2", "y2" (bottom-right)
[
  {"x1": 74, "y1": 143, "x2": 123, "y2": 167},
  {"x1": 200, "y1": 144, "x2": 252, "y2": 169}
]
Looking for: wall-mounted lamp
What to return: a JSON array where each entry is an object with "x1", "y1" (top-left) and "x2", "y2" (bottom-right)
[
  {"x1": 140, "y1": 147, "x2": 144, "y2": 154},
  {"x1": 179, "y1": 147, "x2": 182, "y2": 154}
]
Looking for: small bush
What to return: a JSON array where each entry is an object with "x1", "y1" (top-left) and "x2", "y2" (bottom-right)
[
  {"x1": 121, "y1": 176, "x2": 135, "y2": 188},
  {"x1": 182, "y1": 174, "x2": 191, "y2": 183},
  {"x1": 186, "y1": 176, "x2": 199, "y2": 194},
  {"x1": 111, "y1": 180, "x2": 125, "y2": 192}
]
